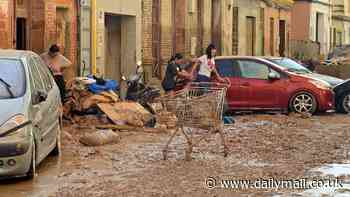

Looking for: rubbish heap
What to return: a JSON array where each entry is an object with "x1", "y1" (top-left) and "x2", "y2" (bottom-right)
[{"x1": 63, "y1": 77, "x2": 178, "y2": 146}]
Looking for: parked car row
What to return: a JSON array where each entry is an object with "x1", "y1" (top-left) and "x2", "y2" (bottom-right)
[{"x1": 215, "y1": 56, "x2": 350, "y2": 114}]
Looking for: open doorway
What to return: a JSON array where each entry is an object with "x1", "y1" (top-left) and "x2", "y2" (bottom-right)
[
  {"x1": 246, "y1": 16, "x2": 256, "y2": 56},
  {"x1": 211, "y1": 0, "x2": 221, "y2": 55},
  {"x1": 56, "y1": 8, "x2": 69, "y2": 57},
  {"x1": 316, "y1": 12, "x2": 324, "y2": 43},
  {"x1": 105, "y1": 14, "x2": 122, "y2": 81},
  {"x1": 152, "y1": 0, "x2": 161, "y2": 78},
  {"x1": 279, "y1": 20, "x2": 286, "y2": 57},
  {"x1": 197, "y1": 0, "x2": 204, "y2": 56},
  {"x1": 172, "y1": 0, "x2": 186, "y2": 55},
  {"x1": 270, "y1": 18, "x2": 274, "y2": 55},
  {"x1": 16, "y1": 18, "x2": 27, "y2": 50}
]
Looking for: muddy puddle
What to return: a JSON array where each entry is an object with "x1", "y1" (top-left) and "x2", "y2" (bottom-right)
[
  {"x1": 1, "y1": 114, "x2": 350, "y2": 196},
  {"x1": 298, "y1": 163, "x2": 350, "y2": 196},
  {"x1": 0, "y1": 156, "x2": 61, "y2": 197}
]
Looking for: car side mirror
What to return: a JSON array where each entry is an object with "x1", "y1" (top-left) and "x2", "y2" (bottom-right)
[
  {"x1": 32, "y1": 90, "x2": 48, "y2": 105},
  {"x1": 268, "y1": 72, "x2": 280, "y2": 80}
]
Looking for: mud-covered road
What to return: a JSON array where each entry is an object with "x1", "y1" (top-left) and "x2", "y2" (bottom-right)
[{"x1": 1, "y1": 113, "x2": 350, "y2": 197}]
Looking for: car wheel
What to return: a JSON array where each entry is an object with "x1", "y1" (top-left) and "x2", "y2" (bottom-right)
[
  {"x1": 290, "y1": 92, "x2": 317, "y2": 114},
  {"x1": 337, "y1": 91, "x2": 350, "y2": 113},
  {"x1": 51, "y1": 122, "x2": 61, "y2": 156},
  {"x1": 26, "y1": 139, "x2": 36, "y2": 179}
]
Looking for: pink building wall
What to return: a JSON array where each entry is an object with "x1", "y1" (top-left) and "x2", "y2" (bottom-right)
[
  {"x1": 291, "y1": 1, "x2": 311, "y2": 41},
  {"x1": 0, "y1": 0, "x2": 14, "y2": 49},
  {"x1": 264, "y1": 7, "x2": 292, "y2": 56}
]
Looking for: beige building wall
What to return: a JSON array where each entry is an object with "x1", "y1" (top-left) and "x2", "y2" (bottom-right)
[
  {"x1": 331, "y1": 0, "x2": 350, "y2": 46},
  {"x1": 233, "y1": 0, "x2": 265, "y2": 56},
  {"x1": 220, "y1": 0, "x2": 234, "y2": 55},
  {"x1": 94, "y1": 0, "x2": 142, "y2": 79},
  {"x1": 202, "y1": 0, "x2": 212, "y2": 51},
  {"x1": 160, "y1": 0, "x2": 173, "y2": 64},
  {"x1": 309, "y1": 0, "x2": 332, "y2": 56}
]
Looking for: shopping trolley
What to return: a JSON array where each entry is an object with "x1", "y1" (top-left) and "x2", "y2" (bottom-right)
[{"x1": 158, "y1": 82, "x2": 229, "y2": 161}]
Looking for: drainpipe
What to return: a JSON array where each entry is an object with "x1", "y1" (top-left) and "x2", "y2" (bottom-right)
[{"x1": 91, "y1": 0, "x2": 97, "y2": 75}]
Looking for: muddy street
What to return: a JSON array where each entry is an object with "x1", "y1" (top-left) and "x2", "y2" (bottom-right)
[{"x1": 1, "y1": 113, "x2": 350, "y2": 196}]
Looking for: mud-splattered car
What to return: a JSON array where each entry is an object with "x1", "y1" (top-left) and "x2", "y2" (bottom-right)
[{"x1": 0, "y1": 50, "x2": 61, "y2": 179}]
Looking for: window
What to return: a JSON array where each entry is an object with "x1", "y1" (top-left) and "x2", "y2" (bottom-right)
[
  {"x1": 33, "y1": 55, "x2": 53, "y2": 91},
  {"x1": 0, "y1": 59, "x2": 26, "y2": 99},
  {"x1": 28, "y1": 57, "x2": 44, "y2": 91},
  {"x1": 238, "y1": 60, "x2": 271, "y2": 80},
  {"x1": 216, "y1": 59, "x2": 240, "y2": 77}
]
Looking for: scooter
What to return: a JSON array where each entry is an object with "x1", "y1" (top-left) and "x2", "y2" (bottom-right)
[{"x1": 122, "y1": 61, "x2": 161, "y2": 106}]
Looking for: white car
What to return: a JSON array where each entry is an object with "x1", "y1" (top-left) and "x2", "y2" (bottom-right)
[{"x1": 0, "y1": 50, "x2": 61, "y2": 179}]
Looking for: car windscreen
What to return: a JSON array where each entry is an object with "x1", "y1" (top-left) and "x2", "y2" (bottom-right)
[
  {"x1": 0, "y1": 59, "x2": 26, "y2": 99},
  {"x1": 268, "y1": 58, "x2": 312, "y2": 74}
]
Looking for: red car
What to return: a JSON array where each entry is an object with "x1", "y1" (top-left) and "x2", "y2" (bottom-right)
[{"x1": 215, "y1": 56, "x2": 334, "y2": 114}]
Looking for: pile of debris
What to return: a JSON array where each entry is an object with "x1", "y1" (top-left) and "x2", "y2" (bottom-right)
[
  {"x1": 63, "y1": 77, "x2": 119, "y2": 118},
  {"x1": 323, "y1": 45, "x2": 350, "y2": 65},
  {"x1": 63, "y1": 77, "x2": 178, "y2": 146}
]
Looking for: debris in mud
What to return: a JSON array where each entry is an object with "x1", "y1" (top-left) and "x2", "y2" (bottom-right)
[
  {"x1": 98, "y1": 102, "x2": 152, "y2": 127},
  {"x1": 95, "y1": 124, "x2": 167, "y2": 134},
  {"x1": 156, "y1": 111, "x2": 178, "y2": 129},
  {"x1": 79, "y1": 129, "x2": 121, "y2": 146},
  {"x1": 63, "y1": 77, "x2": 120, "y2": 119},
  {"x1": 291, "y1": 112, "x2": 313, "y2": 119}
]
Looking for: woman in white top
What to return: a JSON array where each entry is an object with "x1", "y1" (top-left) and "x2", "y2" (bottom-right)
[{"x1": 196, "y1": 44, "x2": 226, "y2": 83}]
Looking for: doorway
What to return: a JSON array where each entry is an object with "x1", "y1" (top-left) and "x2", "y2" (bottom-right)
[
  {"x1": 316, "y1": 12, "x2": 324, "y2": 43},
  {"x1": 270, "y1": 18, "x2": 274, "y2": 56},
  {"x1": 197, "y1": 0, "x2": 204, "y2": 56},
  {"x1": 279, "y1": 20, "x2": 286, "y2": 57},
  {"x1": 105, "y1": 15, "x2": 122, "y2": 81},
  {"x1": 246, "y1": 16, "x2": 256, "y2": 56},
  {"x1": 16, "y1": 18, "x2": 26, "y2": 50},
  {"x1": 56, "y1": 8, "x2": 69, "y2": 56},
  {"x1": 152, "y1": 0, "x2": 161, "y2": 78},
  {"x1": 211, "y1": 0, "x2": 221, "y2": 55},
  {"x1": 172, "y1": 0, "x2": 186, "y2": 55}
]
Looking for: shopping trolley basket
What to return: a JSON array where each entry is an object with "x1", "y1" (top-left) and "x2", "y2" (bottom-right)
[{"x1": 158, "y1": 82, "x2": 229, "y2": 161}]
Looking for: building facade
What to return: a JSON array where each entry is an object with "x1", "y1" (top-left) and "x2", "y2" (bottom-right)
[
  {"x1": 331, "y1": 0, "x2": 350, "y2": 47},
  {"x1": 0, "y1": 0, "x2": 14, "y2": 49},
  {"x1": 263, "y1": 0, "x2": 292, "y2": 57},
  {"x1": 0, "y1": 0, "x2": 78, "y2": 79},
  {"x1": 291, "y1": 0, "x2": 332, "y2": 57},
  {"x1": 232, "y1": 0, "x2": 265, "y2": 56},
  {"x1": 142, "y1": 0, "x2": 235, "y2": 81},
  {"x1": 79, "y1": 0, "x2": 142, "y2": 81}
]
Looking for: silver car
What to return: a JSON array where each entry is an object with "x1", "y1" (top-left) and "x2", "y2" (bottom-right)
[{"x1": 0, "y1": 50, "x2": 61, "y2": 179}]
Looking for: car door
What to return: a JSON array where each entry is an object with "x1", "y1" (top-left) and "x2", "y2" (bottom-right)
[
  {"x1": 28, "y1": 56, "x2": 51, "y2": 162},
  {"x1": 236, "y1": 59, "x2": 285, "y2": 109},
  {"x1": 32, "y1": 55, "x2": 60, "y2": 158},
  {"x1": 216, "y1": 58, "x2": 249, "y2": 109}
]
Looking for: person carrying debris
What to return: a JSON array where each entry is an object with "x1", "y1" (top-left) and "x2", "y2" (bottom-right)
[
  {"x1": 41, "y1": 44, "x2": 72, "y2": 103},
  {"x1": 196, "y1": 44, "x2": 226, "y2": 83},
  {"x1": 162, "y1": 53, "x2": 194, "y2": 94}
]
